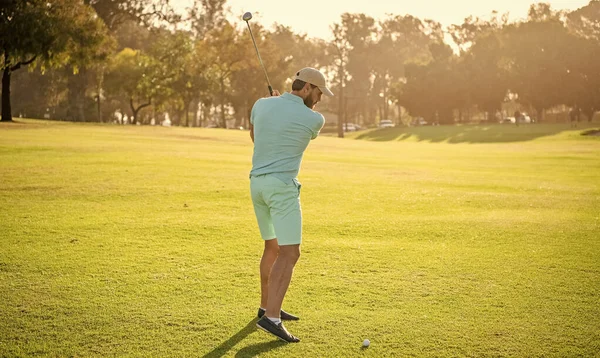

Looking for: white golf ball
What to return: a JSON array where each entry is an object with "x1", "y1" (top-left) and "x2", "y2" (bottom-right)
[{"x1": 363, "y1": 339, "x2": 370, "y2": 347}]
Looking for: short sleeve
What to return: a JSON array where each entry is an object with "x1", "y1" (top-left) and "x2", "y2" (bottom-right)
[
  {"x1": 250, "y1": 99, "x2": 263, "y2": 125},
  {"x1": 311, "y1": 113, "x2": 325, "y2": 140}
]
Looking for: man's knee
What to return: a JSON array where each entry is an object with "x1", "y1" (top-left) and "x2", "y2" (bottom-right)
[
  {"x1": 264, "y1": 239, "x2": 279, "y2": 254},
  {"x1": 279, "y1": 244, "x2": 300, "y2": 262}
]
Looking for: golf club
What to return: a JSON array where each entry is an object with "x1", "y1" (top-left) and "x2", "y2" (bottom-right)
[{"x1": 242, "y1": 12, "x2": 273, "y2": 96}]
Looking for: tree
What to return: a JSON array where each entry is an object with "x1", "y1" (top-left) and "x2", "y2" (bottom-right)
[
  {"x1": 399, "y1": 42, "x2": 462, "y2": 124},
  {"x1": 345, "y1": 14, "x2": 377, "y2": 126},
  {"x1": 270, "y1": 25, "x2": 329, "y2": 72},
  {"x1": 568, "y1": 0, "x2": 600, "y2": 41},
  {"x1": 448, "y1": 12, "x2": 510, "y2": 54},
  {"x1": 463, "y1": 31, "x2": 509, "y2": 118},
  {"x1": 203, "y1": 22, "x2": 245, "y2": 128},
  {"x1": 231, "y1": 24, "x2": 291, "y2": 129},
  {"x1": 113, "y1": 20, "x2": 153, "y2": 52},
  {"x1": 502, "y1": 14, "x2": 575, "y2": 122},
  {"x1": 329, "y1": 13, "x2": 378, "y2": 136},
  {"x1": 104, "y1": 48, "x2": 155, "y2": 124},
  {"x1": 87, "y1": 0, "x2": 177, "y2": 31},
  {"x1": 188, "y1": 0, "x2": 227, "y2": 38},
  {"x1": 374, "y1": 15, "x2": 436, "y2": 125},
  {"x1": 145, "y1": 29, "x2": 194, "y2": 126},
  {"x1": 1, "y1": 0, "x2": 109, "y2": 121},
  {"x1": 65, "y1": 0, "x2": 173, "y2": 122},
  {"x1": 11, "y1": 66, "x2": 67, "y2": 119},
  {"x1": 563, "y1": 36, "x2": 600, "y2": 122},
  {"x1": 329, "y1": 21, "x2": 351, "y2": 137},
  {"x1": 566, "y1": 1, "x2": 600, "y2": 121}
]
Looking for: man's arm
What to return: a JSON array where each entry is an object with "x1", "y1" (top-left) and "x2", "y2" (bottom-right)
[
  {"x1": 310, "y1": 114, "x2": 326, "y2": 140},
  {"x1": 249, "y1": 90, "x2": 279, "y2": 143}
]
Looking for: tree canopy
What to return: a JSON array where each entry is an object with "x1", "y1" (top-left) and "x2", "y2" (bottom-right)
[{"x1": 4, "y1": 1, "x2": 600, "y2": 128}]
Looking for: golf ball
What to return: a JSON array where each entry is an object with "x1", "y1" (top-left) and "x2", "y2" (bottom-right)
[{"x1": 363, "y1": 339, "x2": 370, "y2": 347}]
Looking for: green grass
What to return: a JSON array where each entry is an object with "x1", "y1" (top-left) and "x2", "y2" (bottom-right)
[{"x1": 1, "y1": 119, "x2": 599, "y2": 357}]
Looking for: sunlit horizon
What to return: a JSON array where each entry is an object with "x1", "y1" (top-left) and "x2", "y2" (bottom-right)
[{"x1": 173, "y1": 0, "x2": 590, "y2": 40}]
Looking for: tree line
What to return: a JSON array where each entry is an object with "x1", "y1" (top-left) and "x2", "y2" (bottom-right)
[{"x1": 2, "y1": 0, "x2": 599, "y2": 136}]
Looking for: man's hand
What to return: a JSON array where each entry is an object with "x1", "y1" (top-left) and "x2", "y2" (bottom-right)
[{"x1": 267, "y1": 90, "x2": 281, "y2": 97}]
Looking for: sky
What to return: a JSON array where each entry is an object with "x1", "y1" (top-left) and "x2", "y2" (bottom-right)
[{"x1": 172, "y1": 0, "x2": 590, "y2": 40}]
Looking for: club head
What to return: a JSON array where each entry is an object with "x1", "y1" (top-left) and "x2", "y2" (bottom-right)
[{"x1": 242, "y1": 12, "x2": 252, "y2": 22}]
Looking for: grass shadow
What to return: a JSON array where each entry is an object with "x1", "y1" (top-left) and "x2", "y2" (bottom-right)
[
  {"x1": 234, "y1": 340, "x2": 287, "y2": 357},
  {"x1": 581, "y1": 129, "x2": 600, "y2": 136},
  {"x1": 354, "y1": 123, "x2": 600, "y2": 143},
  {"x1": 201, "y1": 319, "x2": 258, "y2": 358}
]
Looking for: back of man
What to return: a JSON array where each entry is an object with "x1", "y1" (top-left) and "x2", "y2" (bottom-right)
[{"x1": 250, "y1": 92, "x2": 324, "y2": 183}]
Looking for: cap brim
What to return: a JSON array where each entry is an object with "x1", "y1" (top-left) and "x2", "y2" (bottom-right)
[{"x1": 321, "y1": 87, "x2": 334, "y2": 97}]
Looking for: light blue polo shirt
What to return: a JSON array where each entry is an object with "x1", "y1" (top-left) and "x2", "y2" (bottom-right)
[{"x1": 250, "y1": 92, "x2": 325, "y2": 184}]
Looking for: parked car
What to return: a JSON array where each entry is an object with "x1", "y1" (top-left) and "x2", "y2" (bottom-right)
[
  {"x1": 343, "y1": 123, "x2": 362, "y2": 132},
  {"x1": 379, "y1": 119, "x2": 395, "y2": 128},
  {"x1": 343, "y1": 123, "x2": 357, "y2": 132},
  {"x1": 501, "y1": 115, "x2": 532, "y2": 124},
  {"x1": 412, "y1": 117, "x2": 428, "y2": 126}
]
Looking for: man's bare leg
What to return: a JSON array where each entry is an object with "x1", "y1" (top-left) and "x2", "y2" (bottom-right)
[
  {"x1": 260, "y1": 239, "x2": 279, "y2": 309},
  {"x1": 265, "y1": 244, "x2": 300, "y2": 318}
]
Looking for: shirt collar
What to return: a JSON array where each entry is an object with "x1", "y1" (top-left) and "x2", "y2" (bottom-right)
[{"x1": 282, "y1": 92, "x2": 304, "y2": 104}]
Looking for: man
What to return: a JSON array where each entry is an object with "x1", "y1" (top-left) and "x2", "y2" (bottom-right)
[{"x1": 249, "y1": 68, "x2": 333, "y2": 343}]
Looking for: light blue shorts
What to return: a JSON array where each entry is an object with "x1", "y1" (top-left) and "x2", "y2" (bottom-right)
[{"x1": 250, "y1": 174, "x2": 302, "y2": 246}]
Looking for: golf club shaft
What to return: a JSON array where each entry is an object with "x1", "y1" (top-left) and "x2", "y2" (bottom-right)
[{"x1": 245, "y1": 22, "x2": 273, "y2": 96}]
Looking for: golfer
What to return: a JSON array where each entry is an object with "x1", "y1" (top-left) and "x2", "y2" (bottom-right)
[{"x1": 249, "y1": 68, "x2": 333, "y2": 342}]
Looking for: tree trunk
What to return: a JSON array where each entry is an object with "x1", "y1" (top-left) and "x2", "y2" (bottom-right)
[
  {"x1": 96, "y1": 94, "x2": 102, "y2": 122},
  {"x1": 337, "y1": 91, "x2": 344, "y2": 138},
  {"x1": 129, "y1": 98, "x2": 137, "y2": 125},
  {"x1": 95, "y1": 67, "x2": 105, "y2": 123},
  {"x1": 184, "y1": 100, "x2": 191, "y2": 127},
  {"x1": 536, "y1": 106, "x2": 545, "y2": 123},
  {"x1": 95, "y1": 72, "x2": 103, "y2": 122},
  {"x1": 206, "y1": 103, "x2": 212, "y2": 127},
  {"x1": 198, "y1": 101, "x2": 204, "y2": 127},
  {"x1": 337, "y1": 66, "x2": 345, "y2": 138},
  {"x1": 200, "y1": 102, "x2": 207, "y2": 128},
  {"x1": 584, "y1": 108, "x2": 594, "y2": 123},
  {"x1": 219, "y1": 77, "x2": 226, "y2": 128},
  {"x1": 1, "y1": 66, "x2": 12, "y2": 122},
  {"x1": 193, "y1": 99, "x2": 199, "y2": 127},
  {"x1": 245, "y1": 101, "x2": 251, "y2": 130},
  {"x1": 129, "y1": 97, "x2": 151, "y2": 125},
  {"x1": 132, "y1": 110, "x2": 138, "y2": 125},
  {"x1": 344, "y1": 97, "x2": 349, "y2": 131},
  {"x1": 220, "y1": 101, "x2": 225, "y2": 128},
  {"x1": 397, "y1": 104, "x2": 402, "y2": 126},
  {"x1": 1, "y1": 54, "x2": 36, "y2": 122},
  {"x1": 67, "y1": 68, "x2": 87, "y2": 122},
  {"x1": 382, "y1": 83, "x2": 389, "y2": 120}
]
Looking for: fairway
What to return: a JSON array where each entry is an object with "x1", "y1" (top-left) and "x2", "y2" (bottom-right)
[{"x1": 1, "y1": 120, "x2": 599, "y2": 357}]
